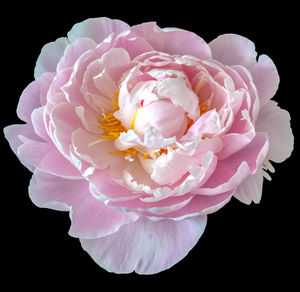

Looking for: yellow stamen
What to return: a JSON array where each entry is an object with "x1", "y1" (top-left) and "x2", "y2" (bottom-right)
[
  {"x1": 97, "y1": 92, "x2": 177, "y2": 160},
  {"x1": 97, "y1": 93, "x2": 127, "y2": 141},
  {"x1": 131, "y1": 106, "x2": 143, "y2": 129},
  {"x1": 112, "y1": 99, "x2": 118, "y2": 106}
]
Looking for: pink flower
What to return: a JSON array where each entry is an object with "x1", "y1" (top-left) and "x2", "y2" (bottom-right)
[{"x1": 4, "y1": 17, "x2": 293, "y2": 274}]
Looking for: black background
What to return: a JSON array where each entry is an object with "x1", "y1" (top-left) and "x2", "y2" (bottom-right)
[{"x1": 1, "y1": 2, "x2": 298, "y2": 289}]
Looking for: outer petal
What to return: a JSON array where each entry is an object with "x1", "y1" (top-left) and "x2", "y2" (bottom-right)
[
  {"x1": 17, "y1": 80, "x2": 42, "y2": 123},
  {"x1": 34, "y1": 37, "x2": 70, "y2": 79},
  {"x1": 80, "y1": 215, "x2": 207, "y2": 274},
  {"x1": 209, "y1": 34, "x2": 257, "y2": 68},
  {"x1": 67, "y1": 17, "x2": 130, "y2": 44},
  {"x1": 29, "y1": 169, "x2": 138, "y2": 238},
  {"x1": 249, "y1": 54, "x2": 280, "y2": 107},
  {"x1": 3, "y1": 124, "x2": 42, "y2": 171},
  {"x1": 195, "y1": 132, "x2": 269, "y2": 195},
  {"x1": 17, "y1": 138, "x2": 81, "y2": 179},
  {"x1": 255, "y1": 100, "x2": 294, "y2": 163},
  {"x1": 129, "y1": 22, "x2": 212, "y2": 59},
  {"x1": 57, "y1": 37, "x2": 98, "y2": 72},
  {"x1": 234, "y1": 168, "x2": 264, "y2": 204},
  {"x1": 50, "y1": 102, "x2": 81, "y2": 155}
]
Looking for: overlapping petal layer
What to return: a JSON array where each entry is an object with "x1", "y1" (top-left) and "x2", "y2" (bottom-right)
[{"x1": 4, "y1": 17, "x2": 293, "y2": 274}]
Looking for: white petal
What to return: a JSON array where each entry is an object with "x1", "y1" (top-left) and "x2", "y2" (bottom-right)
[
  {"x1": 67, "y1": 17, "x2": 129, "y2": 43},
  {"x1": 80, "y1": 215, "x2": 207, "y2": 274},
  {"x1": 234, "y1": 168, "x2": 264, "y2": 204},
  {"x1": 34, "y1": 37, "x2": 70, "y2": 79},
  {"x1": 256, "y1": 100, "x2": 294, "y2": 163}
]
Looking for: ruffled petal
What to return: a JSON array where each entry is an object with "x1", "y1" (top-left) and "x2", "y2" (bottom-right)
[
  {"x1": 194, "y1": 132, "x2": 269, "y2": 195},
  {"x1": 17, "y1": 80, "x2": 42, "y2": 123},
  {"x1": 249, "y1": 54, "x2": 280, "y2": 107},
  {"x1": 115, "y1": 127, "x2": 176, "y2": 152},
  {"x1": 67, "y1": 17, "x2": 130, "y2": 44},
  {"x1": 3, "y1": 124, "x2": 42, "y2": 171},
  {"x1": 28, "y1": 169, "x2": 138, "y2": 238},
  {"x1": 34, "y1": 37, "x2": 70, "y2": 79},
  {"x1": 80, "y1": 215, "x2": 207, "y2": 274},
  {"x1": 234, "y1": 168, "x2": 264, "y2": 204},
  {"x1": 130, "y1": 22, "x2": 211, "y2": 60},
  {"x1": 99, "y1": 47, "x2": 131, "y2": 83},
  {"x1": 162, "y1": 191, "x2": 232, "y2": 219},
  {"x1": 156, "y1": 77, "x2": 200, "y2": 120},
  {"x1": 255, "y1": 100, "x2": 294, "y2": 163},
  {"x1": 69, "y1": 185, "x2": 139, "y2": 239},
  {"x1": 217, "y1": 110, "x2": 256, "y2": 160},
  {"x1": 88, "y1": 167, "x2": 142, "y2": 201},
  {"x1": 209, "y1": 34, "x2": 257, "y2": 68},
  {"x1": 57, "y1": 37, "x2": 97, "y2": 72},
  {"x1": 31, "y1": 106, "x2": 50, "y2": 141},
  {"x1": 113, "y1": 35, "x2": 154, "y2": 59},
  {"x1": 17, "y1": 138, "x2": 81, "y2": 178},
  {"x1": 150, "y1": 148, "x2": 202, "y2": 185},
  {"x1": 71, "y1": 128, "x2": 120, "y2": 169},
  {"x1": 50, "y1": 102, "x2": 81, "y2": 155}
]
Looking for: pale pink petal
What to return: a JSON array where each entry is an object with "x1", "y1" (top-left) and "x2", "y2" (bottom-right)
[
  {"x1": 130, "y1": 22, "x2": 211, "y2": 60},
  {"x1": 88, "y1": 167, "x2": 142, "y2": 201},
  {"x1": 100, "y1": 47, "x2": 131, "y2": 83},
  {"x1": 74, "y1": 106, "x2": 102, "y2": 134},
  {"x1": 48, "y1": 67, "x2": 72, "y2": 97},
  {"x1": 209, "y1": 34, "x2": 257, "y2": 68},
  {"x1": 157, "y1": 77, "x2": 200, "y2": 120},
  {"x1": 81, "y1": 58, "x2": 116, "y2": 108},
  {"x1": 150, "y1": 148, "x2": 202, "y2": 185},
  {"x1": 80, "y1": 215, "x2": 207, "y2": 274},
  {"x1": 28, "y1": 168, "x2": 79, "y2": 211},
  {"x1": 255, "y1": 100, "x2": 294, "y2": 163},
  {"x1": 69, "y1": 184, "x2": 139, "y2": 239},
  {"x1": 249, "y1": 54, "x2": 280, "y2": 107},
  {"x1": 34, "y1": 37, "x2": 70, "y2": 79},
  {"x1": 17, "y1": 80, "x2": 42, "y2": 123},
  {"x1": 71, "y1": 128, "x2": 120, "y2": 169},
  {"x1": 234, "y1": 168, "x2": 264, "y2": 204},
  {"x1": 93, "y1": 68, "x2": 118, "y2": 99},
  {"x1": 50, "y1": 102, "x2": 81, "y2": 155},
  {"x1": 3, "y1": 124, "x2": 42, "y2": 171},
  {"x1": 133, "y1": 99, "x2": 188, "y2": 139},
  {"x1": 67, "y1": 17, "x2": 130, "y2": 44},
  {"x1": 31, "y1": 106, "x2": 49, "y2": 141},
  {"x1": 107, "y1": 189, "x2": 230, "y2": 219},
  {"x1": 38, "y1": 72, "x2": 56, "y2": 106},
  {"x1": 28, "y1": 169, "x2": 138, "y2": 238},
  {"x1": 113, "y1": 35, "x2": 154, "y2": 59},
  {"x1": 161, "y1": 27, "x2": 212, "y2": 59},
  {"x1": 115, "y1": 127, "x2": 176, "y2": 152},
  {"x1": 17, "y1": 138, "x2": 81, "y2": 178},
  {"x1": 194, "y1": 132, "x2": 269, "y2": 195},
  {"x1": 161, "y1": 191, "x2": 233, "y2": 219},
  {"x1": 57, "y1": 38, "x2": 97, "y2": 72},
  {"x1": 107, "y1": 193, "x2": 194, "y2": 215},
  {"x1": 114, "y1": 151, "x2": 217, "y2": 205},
  {"x1": 217, "y1": 110, "x2": 256, "y2": 160},
  {"x1": 230, "y1": 64, "x2": 260, "y2": 121},
  {"x1": 181, "y1": 110, "x2": 221, "y2": 142}
]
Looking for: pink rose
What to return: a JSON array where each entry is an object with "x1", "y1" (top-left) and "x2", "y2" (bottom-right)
[{"x1": 4, "y1": 17, "x2": 293, "y2": 274}]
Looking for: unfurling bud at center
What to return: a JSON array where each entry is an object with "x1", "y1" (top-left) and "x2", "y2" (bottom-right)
[{"x1": 132, "y1": 99, "x2": 188, "y2": 139}]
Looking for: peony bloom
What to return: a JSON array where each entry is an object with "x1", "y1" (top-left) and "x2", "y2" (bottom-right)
[{"x1": 4, "y1": 17, "x2": 293, "y2": 274}]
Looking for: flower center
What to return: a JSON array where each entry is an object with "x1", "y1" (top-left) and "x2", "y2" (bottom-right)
[
  {"x1": 97, "y1": 93, "x2": 169, "y2": 160},
  {"x1": 96, "y1": 92, "x2": 209, "y2": 160}
]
